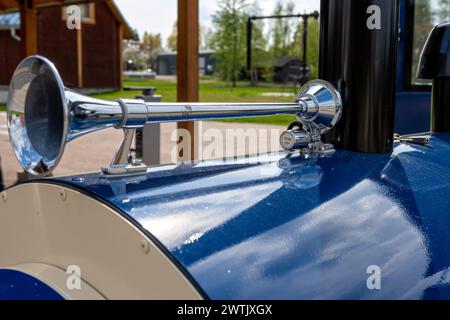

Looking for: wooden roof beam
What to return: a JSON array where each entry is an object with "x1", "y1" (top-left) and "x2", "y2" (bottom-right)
[{"x1": 19, "y1": 0, "x2": 38, "y2": 55}]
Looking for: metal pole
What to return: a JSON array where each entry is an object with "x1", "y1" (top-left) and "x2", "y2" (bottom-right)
[
  {"x1": 71, "y1": 98, "x2": 305, "y2": 130},
  {"x1": 302, "y1": 17, "x2": 308, "y2": 68},
  {"x1": 247, "y1": 18, "x2": 253, "y2": 71},
  {"x1": 142, "y1": 102, "x2": 304, "y2": 123},
  {"x1": 319, "y1": 0, "x2": 400, "y2": 154}
]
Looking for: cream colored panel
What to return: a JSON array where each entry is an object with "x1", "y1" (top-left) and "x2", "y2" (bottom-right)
[{"x1": 0, "y1": 183, "x2": 203, "y2": 300}]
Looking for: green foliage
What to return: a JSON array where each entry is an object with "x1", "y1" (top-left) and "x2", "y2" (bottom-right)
[
  {"x1": 269, "y1": 1, "x2": 296, "y2": 59},
  {"x1": 123, "y1": 50, "x2": 148, "y2": 71},
  {"x1": 131, "y1": 28, "x2": 140, "y2": 41},
  {"x1": 210, "y1": 0, "x2": 250, "y2": 86},
  {"x1": 0, "y1": 104, "x2": 5, "y2": 112},
  {"x1": 142, "y1": 32, "x2": 163, "y2": 69},
  {"x1": 168, "y1": 21, "x2": 213, "y2": 52},
  {"x1": 200, "y1": 24, "x2": 214, "y2": 51},
  {"x1": 291, "y1": 19, "x2": 320, "y2": 79},
  {"x1": 166, "y1": 21, "x2": 177, "y2": 52},
  {"x1": 248, "y1": 2, "x2": 270, "y2": 83},
  {"x1": 210, "y1": 0, "x2": 320, "y2": 85},
  {"x1": 436, "y1": 0, "x2": 450, "y2": 22}
]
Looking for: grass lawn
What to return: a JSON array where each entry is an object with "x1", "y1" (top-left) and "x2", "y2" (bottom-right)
[
  {"x1": 0, "y1": 78, "x2": 298, "y2": 126},
  {"x1": 93, "y1": 78, "x2": 298, "y2": 126}
]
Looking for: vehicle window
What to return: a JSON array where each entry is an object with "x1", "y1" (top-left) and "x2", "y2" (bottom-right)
[{"x1": 411, "y1": 0, "x2": 450, "y2": 86}]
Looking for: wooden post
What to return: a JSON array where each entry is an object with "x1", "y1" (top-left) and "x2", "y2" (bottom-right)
[
  {"x1": 118, "y1": 24, "x2": 124, "y2": 88},
  {"x1": 76, "y1": 27, "x2": 83, "y2": 88},
  {"x1": 177, "y1": 0, "x2": 199, "y2": 161},
  {"x1": 19, "y1": 0, "x2": 38, "y2": 56}
]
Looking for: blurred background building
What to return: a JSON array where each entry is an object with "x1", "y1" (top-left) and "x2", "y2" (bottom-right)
[
  {"x1": 156, "y1": 50, "x2": 215, "y2": 76},
  {"x1": 0, "y1": 0, "x2": 132, "y2": 90}
]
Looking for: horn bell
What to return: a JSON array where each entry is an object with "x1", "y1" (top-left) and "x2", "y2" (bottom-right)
[
  {"x1": 7, "y1": 55, "x2": 68, "y2": 176},
  {"x1": 7, "y1": 56, "x2": 123, "y2": 176}
]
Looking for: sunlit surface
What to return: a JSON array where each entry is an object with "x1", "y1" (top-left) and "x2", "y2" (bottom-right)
[{"x1": 59, "y1": 133, "x2": 450, "y2": 299}]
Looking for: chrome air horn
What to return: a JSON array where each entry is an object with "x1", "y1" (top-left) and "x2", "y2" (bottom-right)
[{"x1": 7, "y1": 56, "x2": 342, "y2": 176}]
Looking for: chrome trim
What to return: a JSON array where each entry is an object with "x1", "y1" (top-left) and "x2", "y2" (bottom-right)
[
  {"x1": 114, "y1": 99, "x2": 129, "y2": 129},
  {"x1": 296, "y1": 79, "x2": 343, "y2": 134},
  {"x1": 280, "y1": 130, "x2": 311, "y2": 150}
]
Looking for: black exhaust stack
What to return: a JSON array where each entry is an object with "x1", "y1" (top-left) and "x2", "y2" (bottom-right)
[
  {"x1": 319, "y1": 0, "x2": 400, "y2": 153},
  {"x1": 417, "y1": 23, "x2": 450, "y2": 133}
]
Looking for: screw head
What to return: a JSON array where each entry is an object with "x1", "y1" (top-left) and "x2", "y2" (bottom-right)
[
  {"x1": 1, "y1": 192, "x2": 7, "y2": 203},
  {"x1": 59, "y1": 189, "x2": 67, "y2": 201},
  {"x1": 140, "y1": 239, "x2": 150, "y2": 254}
]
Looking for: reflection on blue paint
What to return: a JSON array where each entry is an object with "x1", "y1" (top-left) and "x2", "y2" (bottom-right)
[{"x1": 57, "y1": 133, "x2": 450, "y2": 300}]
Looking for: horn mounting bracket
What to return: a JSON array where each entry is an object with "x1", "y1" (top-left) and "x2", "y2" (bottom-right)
[
  {"x1": 101, "y1": 128, "x2": 148, "y2": 177},
  {"x1": 279, "y1": 121, "x2": 335, "y2": 155}
]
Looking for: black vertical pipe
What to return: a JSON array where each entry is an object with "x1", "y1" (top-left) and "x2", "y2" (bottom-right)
[
  {"x1": 319, "y1": 0, "x2": 400, "y2": 154},
  {"x1": 247, "y1": 18, "x2": 253, "y2": 71},
  {"x1": 303, "y1": 17, "x2": 308, "y2": 67}
]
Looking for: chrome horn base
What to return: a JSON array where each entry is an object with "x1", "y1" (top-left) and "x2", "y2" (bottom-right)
[
  {"x1": 280, "y1": 122, "x2": 336, "y2": 155},
  {"x1": 101, "y1": 162, "x2": 148, "y2": 177},
  {"x1": 101, "y1": 128, "x2": 147, "y2": 177}
]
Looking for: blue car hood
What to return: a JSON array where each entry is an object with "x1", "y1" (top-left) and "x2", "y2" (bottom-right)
[{"x1": 53, "y1": 133, "x2": 450, "y2": 300}]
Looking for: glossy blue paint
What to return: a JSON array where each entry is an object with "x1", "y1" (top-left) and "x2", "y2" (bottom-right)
[
  {"x1": 51, "y1": 133, "x2": 450, "y2": 300},
  {"x1": 395, "y1": 92, "x2": 431, "y2": 134},
  {"x1": 0, "y1": 269, "x2": 63, "y2": 300}
]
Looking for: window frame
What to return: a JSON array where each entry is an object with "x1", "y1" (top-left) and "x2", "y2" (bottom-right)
[{"x1": 402, "y1": 0, "x2": 442, "y2": 92}]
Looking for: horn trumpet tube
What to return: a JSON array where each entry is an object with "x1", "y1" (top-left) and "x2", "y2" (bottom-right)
[{"x1": 7, "y1": 56, "x2": 342, "y2": 176}]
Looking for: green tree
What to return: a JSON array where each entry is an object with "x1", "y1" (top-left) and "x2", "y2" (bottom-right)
[
  {"x1": 435, "y1": 0, "x2": 450, "y2": 22},
  {"x1": 167, "y1": 21, "x2": 177, "y2": 52},
  {"x1": 291, "y1": 18, "x2": 320, "y2": 79},
  {"x1": 142, "y1": 32, "x2": 162, "y2": 69},
  {"x1": 248, "y1": 2, "x2": 269, "y2": 84},
  {"x1": 210, "y1": 0, "x2": 249, "y2": 87},
  {"x1": 200, "y1": 24, "x2": 213, "y2": 51},
  {"x1": 131, "y1": 28, "x2": 140, "y2": 41},
  {"x1": 167, "y1": 21, "x2": 213, "y2": 52},
  {"x1": 282, "y1": 1, "x2": 296, "y2": 53},
  {"x1": 270, "y1": 2, "x2": 285, "y2": 59},
  {"x1": 269, "y1": 1, "x2": 295, "y2": 59}
]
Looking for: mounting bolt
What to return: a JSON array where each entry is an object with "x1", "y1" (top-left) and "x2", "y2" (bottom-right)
[
  {"x1": 1, "y1": 192, "x2": 7, "y2": 203},
  {"x1": 140, "y1": 239, "x2": 150, "y2": 254},
  {"x1": 59, "y1": 189, "x2": 67, "y2": 201}
]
